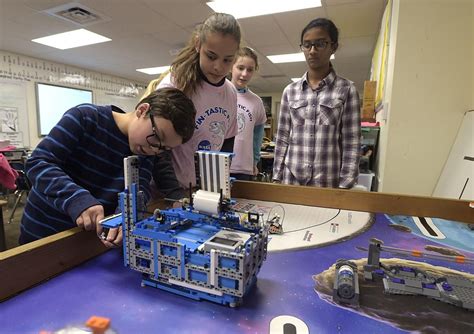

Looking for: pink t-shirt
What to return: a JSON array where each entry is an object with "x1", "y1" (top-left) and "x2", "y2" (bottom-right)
[
  {"x1": 157, "y1": 73, "x2": 238, "y2": 188},
  {"x1": 230, "y1": 89, "x2": 267, "y2": 175}
]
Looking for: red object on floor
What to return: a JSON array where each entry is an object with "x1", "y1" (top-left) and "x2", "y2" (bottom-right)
[
  {"x1": 86, "y1": 316, "x2": 111, "y2": 334},
  {"x1": 0, "y1": 153, "x2": 18, "y2": 190}
]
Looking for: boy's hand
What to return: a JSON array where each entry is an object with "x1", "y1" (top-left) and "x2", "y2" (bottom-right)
[
  {"x1": 76, "y1": 205, "x2": 104, "y2": 231},
  {"x1": 98, "y1": 227, "x2": 122, "y2": 248}
]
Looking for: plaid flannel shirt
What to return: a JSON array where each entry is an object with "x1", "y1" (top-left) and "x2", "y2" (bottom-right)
[{"x1": 272, "y1": 69, "x2": 361, "y2": 188}]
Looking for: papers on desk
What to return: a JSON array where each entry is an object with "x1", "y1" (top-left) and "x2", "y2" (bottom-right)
[{"x1": 260, "y1": 151, "x2": 274, "y2": 159}]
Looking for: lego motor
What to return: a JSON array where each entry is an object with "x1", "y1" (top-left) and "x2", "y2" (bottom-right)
[
  {"x1": 267, "y1": 214, "x2": 283, "y2": 234},
  {"x1": 333, "y1": 259, "x2": 360, "y2": 306},
  {"x1": 266, "y1": 204, "x2": 285, "y2": 234}
]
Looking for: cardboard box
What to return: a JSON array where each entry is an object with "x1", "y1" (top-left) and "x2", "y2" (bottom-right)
[
  {"x1": 362, "y1": 99, "x2": 375, "y2": 110},
  {"x1": 361, "y1": 107, "x2": 375, "y2": 120},
  {"x1": 361, "y1": 80, "x2": 376, "y2": 120},
  {"x1": 363, "y1": 81, "x2": 376, "y2": 101}
]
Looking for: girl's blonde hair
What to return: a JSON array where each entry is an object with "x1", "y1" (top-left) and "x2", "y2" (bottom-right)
[
  {"x1": 141, "y1": 71, "x2": 170, "y2": 100},
  {"x1": 236, "y1": 46, "x2": 259, "y2": 71},
  {"x1": 142, "y1": 13, "x2": 241, "y2": 99}
]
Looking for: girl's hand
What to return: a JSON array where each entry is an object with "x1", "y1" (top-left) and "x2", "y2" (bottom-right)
[{"x1": 253, "y1": 165, "x2": 259, "y2": 176}]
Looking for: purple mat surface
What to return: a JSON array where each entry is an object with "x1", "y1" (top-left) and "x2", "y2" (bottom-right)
[{"x1": 1, "y1": 214, "x2": 472, "y2": 333}]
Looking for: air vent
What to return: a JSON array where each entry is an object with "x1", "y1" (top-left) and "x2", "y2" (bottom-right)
[
  {"x1": 43, "y1": 3, "x2": 110, "y2": 26},
  {"x1": 57, "y1": 7, "x2": 98, "y2": 25}
]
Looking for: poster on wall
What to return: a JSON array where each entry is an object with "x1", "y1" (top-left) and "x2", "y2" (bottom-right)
[
  {"x1": 0, "y1": 106, "x2": 23, "y2": 147},
  {"x1": 0, "y1": 80, "x2": 29, "y2": 148},
  {"x1": 0, "y1": 106, "x2": 19, "y2": 132},
  {"x1": 261, "y1": 96, "x2": 272, "y2": 117},
  {"x1": 0, "y1": 131, "x2": 23, "y2": 148}
]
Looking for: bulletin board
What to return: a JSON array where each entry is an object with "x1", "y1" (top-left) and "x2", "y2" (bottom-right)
[
  {"x1": 0, "y1": 80, "x2": 29, "y2": 148},
  {"x1": 261, "y1": 96, "x2": 272, "y2": 117}
]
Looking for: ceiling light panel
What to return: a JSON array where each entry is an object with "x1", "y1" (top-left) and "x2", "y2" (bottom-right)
[
  {"x1": 206, "y1": 0, "x2": 322, "y2": 19},
  {"x1": 267, "y1": 52, "x2": 305, "y2": 63},
  {"x1": 268, "y1": 52, "x2": 335, "y2": 63},
  {"x1": 136, "y1": 66, "x2": 171, "y2": 75},
  {"x1": 32, "y1": 29, "x2": 111, "y2": 50}
]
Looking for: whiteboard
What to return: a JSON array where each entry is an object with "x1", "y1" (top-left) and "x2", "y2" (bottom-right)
[
  {"x1": 0, "y1": 80, "x2": 29, "y2": 147},
  {"x1": 36, "y1": 83, "x2": 93, "y2": 136}
]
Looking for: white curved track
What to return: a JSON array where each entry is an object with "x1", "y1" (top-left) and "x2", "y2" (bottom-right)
[{"x1": 233, "y1": 199, "x2": 373, "y2": 252}]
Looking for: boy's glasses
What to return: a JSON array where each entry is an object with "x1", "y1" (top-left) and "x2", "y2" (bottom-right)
[
  {"x1": 146, "y1": 114, "x2": 170, "y2": 153},
  {"x1": 300, "y1": 40, "x2": 333, "y2": 52}
]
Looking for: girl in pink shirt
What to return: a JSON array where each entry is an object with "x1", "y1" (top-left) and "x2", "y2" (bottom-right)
[
  {"x1": 229, "y1": 47, "x2": 267, "y2": 180},
  {"x1": 143, "y1": 13, "x2": 241, "y2": 193}
]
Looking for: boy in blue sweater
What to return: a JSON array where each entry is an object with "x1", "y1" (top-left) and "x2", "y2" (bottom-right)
[{"x1": 20, "y1": 87, "x2": 196, "y2": 247}]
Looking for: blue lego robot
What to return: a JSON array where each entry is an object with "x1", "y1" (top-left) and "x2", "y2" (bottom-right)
[{"x1": 102, "y1": 151, "x2": 268, "y2": 307}]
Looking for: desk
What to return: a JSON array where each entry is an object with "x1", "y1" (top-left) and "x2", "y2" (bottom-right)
[
  {"x1": 357, "y1": 171, "x2": 375, "y2": 191},
  {"x1": 259, "y1": 151, "x2": 274, "y2": 182},
  {"x1": 0, "y1": 199, "x2": 7, "y2": 251},
  {"x1": 1, "y1": 213, "x2": 472, "y2": 333}
]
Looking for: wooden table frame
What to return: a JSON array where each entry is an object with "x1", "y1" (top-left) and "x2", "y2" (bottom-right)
[{"x1": 1, "y1": 182, "x2": 472, "y2": 301}]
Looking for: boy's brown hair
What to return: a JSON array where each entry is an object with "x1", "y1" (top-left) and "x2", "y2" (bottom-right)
[{"x1": 137, "y1": 87, "x2": 196, "y2": 143}]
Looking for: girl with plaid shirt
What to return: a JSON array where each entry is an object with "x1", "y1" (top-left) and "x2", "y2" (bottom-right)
[{"x1": 273, "y1": 18, "x2": 361, "y2": 188}]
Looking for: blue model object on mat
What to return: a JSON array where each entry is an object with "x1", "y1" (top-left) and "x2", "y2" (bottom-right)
[
  {"x1": 102, "y1": 152, "x2": 268, "y2": 307},
  {"x1": 362, "y1": 239, "x2": 474, "y2": 310}
]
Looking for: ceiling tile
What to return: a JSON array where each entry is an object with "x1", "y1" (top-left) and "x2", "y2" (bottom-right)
[{"x1": 0, "y1": 0, "x2": 387, "y2": 94}]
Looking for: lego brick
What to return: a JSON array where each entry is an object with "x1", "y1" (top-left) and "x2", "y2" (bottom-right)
[{"x1": 85, "y1": 316, "x2": 111, "y2": 333}]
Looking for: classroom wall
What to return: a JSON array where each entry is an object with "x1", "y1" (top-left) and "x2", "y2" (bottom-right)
[
  {"x1": 0, "y1": 50, "x2": 146, "y2": 148},
  {"x1": 376, "y1": 0, "x2": 473, "y2": 196},
  {"x1": 256, "y1": 91, "x2": 283, "y2": 139},
  {"x1": 374, "y1": 0, "x2": 398, "y2": 194},
  {"x1": 260, "y1": 92, "x2": 283, "y2": 117}
]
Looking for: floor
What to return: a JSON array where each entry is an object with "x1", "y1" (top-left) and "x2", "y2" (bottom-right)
[{"x1": 2, "y1": 194, "x2": 24, "y2": 250}]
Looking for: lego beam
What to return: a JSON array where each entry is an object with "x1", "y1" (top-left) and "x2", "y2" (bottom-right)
[{"x1": 231, "y1": 182, "x2": 474, "y2": 224}]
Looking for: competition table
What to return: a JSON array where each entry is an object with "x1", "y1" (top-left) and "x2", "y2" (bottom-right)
[{"x1": 1, "y1": 183, "x2": 473, "y2": 333}]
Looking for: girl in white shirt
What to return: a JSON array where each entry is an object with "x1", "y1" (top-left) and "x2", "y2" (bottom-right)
[
  {"x1": 143, "y1": 13, "x2": 241, "y2": 192},
  {"x1": 229, "y1": 47, "x2": 267, "y2": 180}
]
